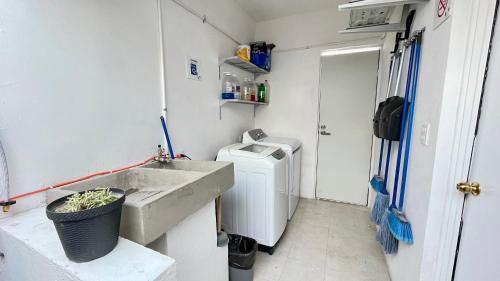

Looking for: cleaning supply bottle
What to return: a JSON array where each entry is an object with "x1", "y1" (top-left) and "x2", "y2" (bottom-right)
[
  {"x1": 258, "y1": 83, "x2": 266, "y2": 102},
  {"x1": 232, "y1": 74, "x2": 241, "y2": 100},
  {"x1": 250, "y1": 80, "x2": 257, "y2": 102},
  {"x1": 221, "y1": 72, "x2": 234, "y2": 100},
  {"x1": 264, "y1": 80, "x2": 271, "y2": 103},
  {"x1": 242, "y1": 78, "x2": 252, "y2": 101}
]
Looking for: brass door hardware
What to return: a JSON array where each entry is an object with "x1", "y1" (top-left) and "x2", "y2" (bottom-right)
[{"x1": 456, "y1": 182, "x2": 481, "y2": 196}]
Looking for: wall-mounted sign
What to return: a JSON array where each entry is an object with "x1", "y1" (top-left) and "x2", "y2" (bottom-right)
[
  {"x1": 434, "y1": 0, "x2": 452, "y2": 29},
  {"x1": 186, "y1": 57, "x2": 201, "y2": 81}
]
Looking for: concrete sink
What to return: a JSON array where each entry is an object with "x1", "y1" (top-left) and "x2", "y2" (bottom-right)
[{"x1": 47, "y1": 160, "x2": 234, "y2": 245}]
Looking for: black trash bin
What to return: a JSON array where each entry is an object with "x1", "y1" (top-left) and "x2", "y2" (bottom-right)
[{"x1": 228, "y1": 234, "x2": 258, "y2": 281}]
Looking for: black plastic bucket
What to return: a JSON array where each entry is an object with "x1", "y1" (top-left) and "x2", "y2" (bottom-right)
[{"x1": 46, "y1": 188, "x2": 126, "y2": 263}]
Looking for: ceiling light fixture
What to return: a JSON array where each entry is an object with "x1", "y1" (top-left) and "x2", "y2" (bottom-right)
[{"x1": 321, "y1": 46, "x2": 381, "y2": 57}]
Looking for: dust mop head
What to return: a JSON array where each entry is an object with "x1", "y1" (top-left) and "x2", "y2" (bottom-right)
[
  {"x1": 370, "y1": 175, "x2": 385, "y2": 193},
  {"x1": 388, "y1": 209, "x2": 414, "y2": 244},
  {"x1": 370, "y1": 191, "x2": 389, "y2": 225},
  {"x1": 377, "y1": 208, "x2": 398, "y2": 254}
]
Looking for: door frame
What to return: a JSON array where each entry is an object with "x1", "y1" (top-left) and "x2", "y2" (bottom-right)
[
  {"x1": 314, "y1": 44, "x2": 382, "y2": 204},
  {"x1": 420, "y1": 1, "x2": 497, "y2": 281}
]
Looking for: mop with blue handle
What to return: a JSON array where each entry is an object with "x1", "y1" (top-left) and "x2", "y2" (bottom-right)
[
  {"x1": 370, "y1": 56, "x2": 395, "y2": 193},
  {"x1": 371, "y1": 140, "x2": 391, "y2": 225},
  {"x1": 370, "y1": 140, "x2": 385, "y2": 193},
  {"x1": 388, "y1": 34, "x2": 422, "y2": 245},
  {"x1": 378, "y1": 40, "x2": 416, "y2": 254}
]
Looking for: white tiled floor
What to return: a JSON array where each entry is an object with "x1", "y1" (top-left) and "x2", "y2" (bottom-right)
[{"x1": 253, "y1": 199, "x2": 390, "y2": 281}]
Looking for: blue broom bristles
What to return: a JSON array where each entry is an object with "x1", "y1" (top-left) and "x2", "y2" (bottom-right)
[
  {"x1": 370, "y1": 191, "x2": 389, "y2": 225},
  {"x1": 370, "y1": 176, "x2": 384, "y2": 193},
  {"x1": 388, "y1": 209, "x2": 414, "y2": 245},
  {"x1": 378, "y1": 208, "x2": 398, "y2": 254}
]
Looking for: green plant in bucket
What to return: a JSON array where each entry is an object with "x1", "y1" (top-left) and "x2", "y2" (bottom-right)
[{"x1": 57, "y1": 187, "x2": 116, "y2": 213}]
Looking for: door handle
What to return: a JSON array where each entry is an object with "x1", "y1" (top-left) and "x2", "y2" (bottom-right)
[
  {"x1": 320, "y1": 131, "x2": 331, "y2": 136},
  {"x1": 456, "y1": 182, "x2": 481, "y2": 196}
]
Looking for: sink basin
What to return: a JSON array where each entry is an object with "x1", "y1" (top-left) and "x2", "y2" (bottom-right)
[{"x1": 47, "y1": 160, "x2": 234, "y2": 245}]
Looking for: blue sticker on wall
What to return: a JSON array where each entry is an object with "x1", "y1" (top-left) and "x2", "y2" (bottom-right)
[{"x1": 187, "y1": 57, "x2": 201, "y2": 81}]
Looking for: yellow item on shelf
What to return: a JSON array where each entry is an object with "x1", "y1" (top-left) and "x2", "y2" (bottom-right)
[{"x1": 236, "y1": 45, "x2": 250, "y2": 61}]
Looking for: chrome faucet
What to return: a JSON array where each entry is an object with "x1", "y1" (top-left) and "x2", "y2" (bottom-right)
[{"x1": 155, "y1": 145, "x2": 171, "y2": 163}]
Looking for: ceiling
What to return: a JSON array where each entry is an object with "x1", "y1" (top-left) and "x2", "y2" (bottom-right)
[{"x1": 235, "y1": 0, "x2": 344, "y2": 22}]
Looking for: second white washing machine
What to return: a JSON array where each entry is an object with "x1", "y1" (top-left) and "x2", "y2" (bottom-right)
[
  {"x1": 217, "y1": 143, "x2": 288, "y2": 249},
  {"x1": 243, "y1": 129, "x2": 302, "y2": 220}
]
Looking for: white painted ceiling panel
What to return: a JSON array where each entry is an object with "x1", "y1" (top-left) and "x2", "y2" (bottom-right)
[{"x1": 235, "y1": 0, "x2": 344, "y2": 22}]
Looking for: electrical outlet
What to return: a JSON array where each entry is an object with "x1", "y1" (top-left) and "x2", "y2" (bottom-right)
[{"x1": 420, "y1": 123, "x2": 431, "y2": 146}]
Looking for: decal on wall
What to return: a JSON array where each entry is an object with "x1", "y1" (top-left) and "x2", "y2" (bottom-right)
[
  {"x1": 186, "y1": 57, "x2": 201, "y2": 81},
  {"x1": 434, "y1": 0, "x2": 452, "y2": 29}
]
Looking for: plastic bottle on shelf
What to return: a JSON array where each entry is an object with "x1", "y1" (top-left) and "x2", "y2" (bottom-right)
[
  {"x1": 264, "y1": 80, "x2": 271, "y2": 103},
  {"x1": 232, "y1": 74, "x2": 241, "y2": 100},
  {"x1": 257, "y1": 83, "x2": 266, "y2": 103},
  {"x1": 242, "y1": 78, "x2": 252, "y2": 101},
  {"x1": 221, "y1": 72, "x2": 235, "y2": 100},
  {"x1": 250, "y1": 80, "x2": 257, "y2": 102}
]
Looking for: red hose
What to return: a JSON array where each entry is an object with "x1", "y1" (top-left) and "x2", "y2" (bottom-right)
[{"x1": 2, "y1": 156, "x2": 155, "y2": 203}]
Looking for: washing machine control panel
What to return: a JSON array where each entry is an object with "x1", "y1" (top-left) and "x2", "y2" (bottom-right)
[
  {"x1": 248, "y1": 128, "x2": 268, "y2": 141},
  {"x1": 272, "y1": 149, "x2": 286, "y2": 160}
]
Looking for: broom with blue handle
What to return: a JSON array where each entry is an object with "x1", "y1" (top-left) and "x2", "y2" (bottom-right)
[
  {"x1": 388, "y1": 34, "x2": 422, "y2": 245},
  {"x1": 371, "y1": 55, "x2": 401, "y2": 224},
  {"x1": 378, "y1": 40, "x2": 415, "y2": 254}
]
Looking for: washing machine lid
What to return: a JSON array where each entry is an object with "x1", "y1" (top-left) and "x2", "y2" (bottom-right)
[
  {"x1": 243, "y1": 129, "x2": 302, "y2": 151},
  {"x1": 229, "y1": 143, "x2": 282, "y2": 159},
  {"x1": 259, "y1": 137, "x2": 302, "y2": 151}
]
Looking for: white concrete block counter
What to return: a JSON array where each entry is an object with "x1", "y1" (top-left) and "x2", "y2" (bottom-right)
[{"x1": 0, "y1": 208, "x2": 177, "y2": 281}]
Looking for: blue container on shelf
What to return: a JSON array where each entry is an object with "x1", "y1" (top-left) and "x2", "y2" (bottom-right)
[
  {"x1": 251, "y1": 52, "x2": 267, "y2": 69},
  {"x1": 250, "y1": 42, "x2": 275, "y2": 71}
]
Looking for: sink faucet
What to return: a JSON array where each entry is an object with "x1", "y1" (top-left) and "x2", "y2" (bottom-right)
[{"x1": 155, "y1": 145, "x2": 171, "y2": 163}]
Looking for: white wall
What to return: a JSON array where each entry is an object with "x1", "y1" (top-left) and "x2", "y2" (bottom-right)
[
  {"x1": 255, "y1": 7, "x2": 380, "y2": 51},
  {"x1": 254, "y1": 9, "x2": 379, "y2": 198},
  {"x1": 161, "y1": 0, "x2": 256, "y2": 161},
  {"x1": 0, "y1": 0, "x2": 164, "y2": 217},
  {"x1": 166, "y1": 202, "x2": 228, "y2": 281},
  {"x1": 372, "y1": 3, "x2": 453, "y2": 281},
  {"x1": 0, "y1": 0, "x2": 256, "y2": 216}
]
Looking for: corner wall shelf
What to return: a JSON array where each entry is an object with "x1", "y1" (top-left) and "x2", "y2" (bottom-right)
[
  {"x1": 218, "y1": 56, "x2": 271, "y2": 120},
  {"x1": 220, "y1": 99, "x2": 268, "y2": 106},
  {"x1": 338, "y1": 0, "x2": 428, "y2": 11},
  {"x1": 221, "y1": 56, "x2": 269, "y2": 75},
  {"x1": 218, "y1": 99, "x2": 268, "y2": 120}
]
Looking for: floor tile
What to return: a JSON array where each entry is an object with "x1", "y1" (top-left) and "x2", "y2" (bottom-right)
[
  {"x1": 254, "y1": 251, "x2": 286, "y2": 281},
  {"x1": 278, "y1": 258, "x2": 325, "y2": 281},
  {"x1": 253, "y1": 199, "x2": 390, "y2": 281}
]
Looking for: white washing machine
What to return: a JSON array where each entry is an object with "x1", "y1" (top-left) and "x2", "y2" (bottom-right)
[
  {"x1": 217, "y1": 143, "x2": 288, "y2": 248},
  {"x1": 242, "y1": 129, "x2": 302, "y2": 220}
]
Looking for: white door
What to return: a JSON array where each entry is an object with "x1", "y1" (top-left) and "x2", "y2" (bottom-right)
[
  {"x1": 453, "y1": 17, "x2": 500, "y2": 281},
  {"x1": 316, "y1": 50, "x2": 379, "y2": 205}
]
